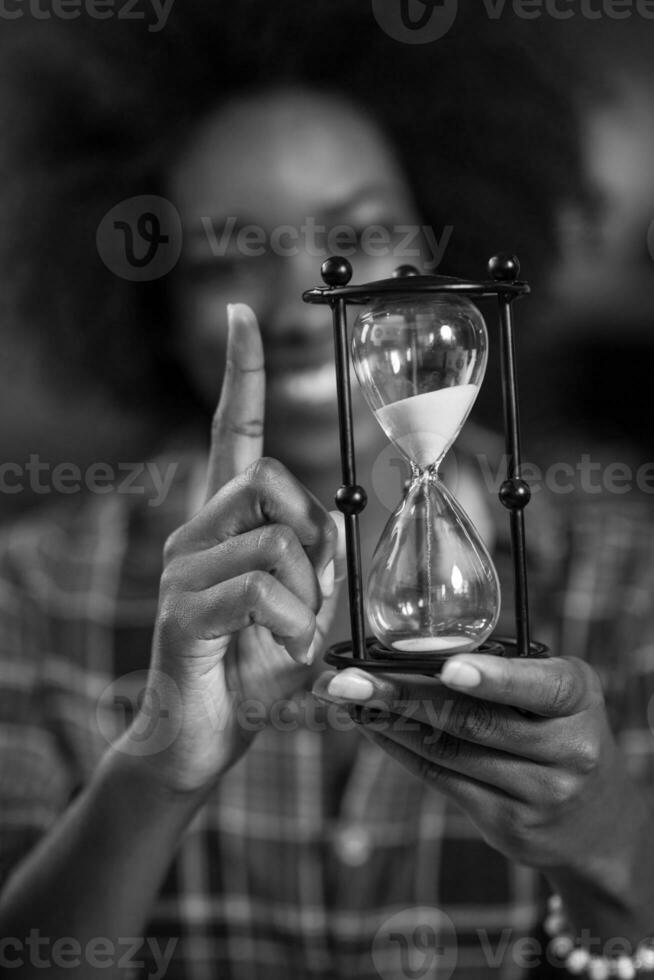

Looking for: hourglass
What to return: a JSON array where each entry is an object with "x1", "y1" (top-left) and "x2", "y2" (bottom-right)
[{"x1": 303, "y1": 254, "x2": 547, "y2": 674}]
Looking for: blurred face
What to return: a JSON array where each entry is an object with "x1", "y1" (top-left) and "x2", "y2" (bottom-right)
[{"x1": 170, "y1": 89, "x2": 422, "y2": 475}]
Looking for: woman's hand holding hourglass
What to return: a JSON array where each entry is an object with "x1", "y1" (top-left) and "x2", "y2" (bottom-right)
[
  {"x1": 120, "y1": 304, "x2": 345, "y2": 798},
  {"x1": 313, "y1": 655, "x2": 654, "y2": 942}
]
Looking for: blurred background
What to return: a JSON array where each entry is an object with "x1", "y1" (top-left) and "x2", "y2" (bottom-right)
[{"x1": 0, "y1": 2, "x2": 652, "y2": 520}]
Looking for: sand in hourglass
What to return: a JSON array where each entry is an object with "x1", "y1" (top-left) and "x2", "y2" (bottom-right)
[
  {"x1": 392, "y1": 636, "x2": 475, "y2": 653},
  {"x1": 375, "y1": 383, "x2": 480, "y2": 654},
  {"x1": 375, "y1": 384, "x2": 478, "y2": 471}
]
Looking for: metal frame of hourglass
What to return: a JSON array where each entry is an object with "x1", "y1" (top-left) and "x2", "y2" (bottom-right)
[{"x1": 302, "y1": 252, "x2": 549, "y2": 676}]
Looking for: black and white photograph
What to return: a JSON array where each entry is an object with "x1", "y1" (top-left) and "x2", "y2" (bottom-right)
[{"x1": 0, "y1": 2, "x2": 654, "y2": 978}]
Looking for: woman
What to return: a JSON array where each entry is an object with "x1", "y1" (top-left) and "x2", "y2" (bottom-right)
[{"x1": 2, "y1": 5, "x2": 652, "y2": 980}]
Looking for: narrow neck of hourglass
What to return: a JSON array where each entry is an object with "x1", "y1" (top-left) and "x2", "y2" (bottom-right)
[{"x1": 409, "y1": 459, "x2": 445, "y2": 484}]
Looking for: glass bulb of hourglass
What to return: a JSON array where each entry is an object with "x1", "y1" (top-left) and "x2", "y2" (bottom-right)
[{"x1": 352, "y1": 293, "x2": 500, "y2": 655}]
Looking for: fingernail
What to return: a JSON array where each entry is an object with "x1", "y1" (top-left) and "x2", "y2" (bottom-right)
[
  {"x1": 327, "y1": 671, "x2": 375, "y2": 702},
  {"x1": 226, "y1": 303, "x2": 256, "y2": 356},
  {"x1": 319, "y1": 561, "x2": 334, "y2": 598},
  {"x1": 283, "y1": 638, "x2": 314, "y2": 666},
  {"x1": 300, "y1": 644, "x2": 315, "y2": 667},
  {"x1": 441, "y1": 660, "x2": 482, "y2": 689}
]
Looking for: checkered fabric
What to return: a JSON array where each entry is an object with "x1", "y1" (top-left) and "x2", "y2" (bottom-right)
[{"x1": 1, "y1": 446, "x2": 653, "y2": 980}]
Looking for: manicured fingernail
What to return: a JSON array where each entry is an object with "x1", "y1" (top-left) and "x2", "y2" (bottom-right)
[
  {"x1": 282, "y1": 638, "x2": 314, "y2": 666},
  {"x1": 319, "y1": 561, "x2": 334, "y2": 598},
  {"x1": 441, "y1": 660, "x2": 482, "y2": 689},
  {"x1": 300, "y1": 644, "x2": 315, "y2": 666},
  {"x1": 327, "y1": 671, "x2": 375, "y2": 701}
]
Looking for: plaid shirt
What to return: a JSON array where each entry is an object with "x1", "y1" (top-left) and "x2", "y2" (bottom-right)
[{"x1": 1, "y1": 445, "x2": 654, "y2": 980}]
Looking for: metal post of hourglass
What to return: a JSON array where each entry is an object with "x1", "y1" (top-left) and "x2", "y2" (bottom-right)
[
  {"x1": 488, "y1": 253, "x2": 535, "y2": 658},
  {"x1": 329, "y1": 274, "x2": 367, "y2": 662},
  {"x1": 302, "y1": 254, "x2": 549, "y2": 675}
]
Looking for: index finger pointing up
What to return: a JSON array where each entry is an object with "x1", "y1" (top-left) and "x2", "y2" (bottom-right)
[{"x1": 205, "y1": 303, "x2": 265, "y2": 501}]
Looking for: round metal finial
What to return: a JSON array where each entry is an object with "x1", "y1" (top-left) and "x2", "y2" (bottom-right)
[
  {"x1": 321, "y1": 256, "x2": 353, "y2": 287},
  {"x1": 335, "y1": 484, "x2": 367, "y2": 516},
  {"x1": 499, "y1": 479, "x2": 531, "y2": 511},
  {"x1": 488, "y1": 253, "x2": 520, "y2": 282},
  {"x1": 393, "y1": 264, "x2": 421, "y2": 278}
]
